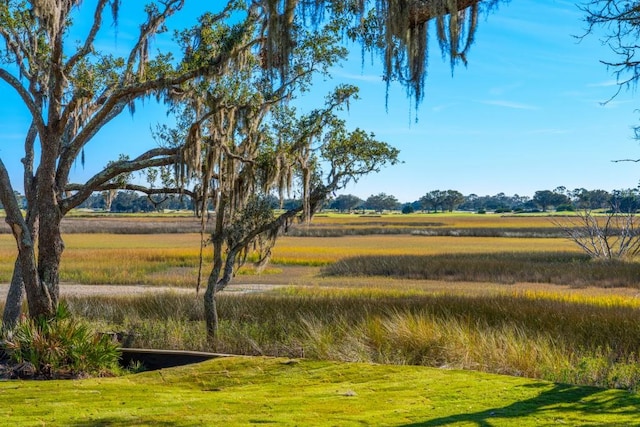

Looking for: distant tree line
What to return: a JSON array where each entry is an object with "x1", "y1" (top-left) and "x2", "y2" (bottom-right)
[
  {"x1": 327, "y1": 187, "x2": 640, "y2": 214},
  {"x1": 2, "y1": 187, "x2": 639, "y2": 214},
  {"x1": 74, "y1": 191, "x2": 305, "y2": 214}
]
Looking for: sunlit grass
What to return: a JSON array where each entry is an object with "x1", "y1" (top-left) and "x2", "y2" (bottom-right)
[
  {"x1": 0, "y1": 212, "x2": 637, "y2": 391},
  {"x1": 310, "y1": 212, "x2": 573, "y2": 229},
  {"x1": 2, "y1": 356, "x2": 639, "y2": 426},
  {"x1": 322, "y1": 252, "x2": 640, "y2": 287},
  {"x1": 61, "y1": 284, "x2": 640, "y2": 391},
  {"x1": 0, "y1": 232, "x2": 581, "y2": 283},
  {"x1": 271, "y1": 235, "x2": 579, "y2": 265}
]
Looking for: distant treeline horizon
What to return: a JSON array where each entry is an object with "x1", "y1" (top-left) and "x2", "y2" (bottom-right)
[{"x1": 4, "y1": 186, "x2": 640, "y2": 214}]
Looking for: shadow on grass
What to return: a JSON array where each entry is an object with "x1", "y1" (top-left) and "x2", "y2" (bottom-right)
[
  {"x1": 403, "y1": 383, "x2": 640, "y2": 427},
  {"x1": 68, "y1": 421, "x2": 178, "y2": 427}
]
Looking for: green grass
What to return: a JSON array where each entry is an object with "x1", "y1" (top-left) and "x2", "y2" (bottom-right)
[{"x1": 1, "y1": 356, "x2": 639, "y2": 426}]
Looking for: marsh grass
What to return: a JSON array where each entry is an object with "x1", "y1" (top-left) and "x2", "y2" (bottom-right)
[
  {"x1": 0, "y1": 232, "x2": 578, "y2": 283},
  {"x1": 0, "y1": 212, "x2": 570, "y2": 237},
  {"x1": 322, "y1": 251, "x2": 640, "y2": 288},
  {"x1": 61, "y1": 288, "x2": 640, "y2": 390},
  {"x1": 270, "y1": 235, "x2": 578, "y2": 266}
]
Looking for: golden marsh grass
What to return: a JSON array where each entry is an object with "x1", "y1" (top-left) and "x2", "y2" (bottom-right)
[
  {"x1": 311, "y1": 212, "x2": 566, "y2": 228},
  {"x1": 0, "y1": 228, "x2": 580, "y2": 284},
  {"x1": 270, "y1": 235, "x2": 578, "y2": 265}
]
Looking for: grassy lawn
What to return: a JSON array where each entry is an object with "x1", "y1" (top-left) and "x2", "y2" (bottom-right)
[
  {"x1": 2, "y1": 213, "x2": 640, "y2": 425},
  {"x1": 2, "y1": 356, "x2": 639, "y2": 426}
]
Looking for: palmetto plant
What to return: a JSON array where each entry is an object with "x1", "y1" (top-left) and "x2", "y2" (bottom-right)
[{"x1": 1, "y1": 303, "x2": 120, "y2": 378}]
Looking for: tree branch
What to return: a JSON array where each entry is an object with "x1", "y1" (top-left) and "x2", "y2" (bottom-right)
[
  {"x1": 408, "y1": 0, "x2": 485, "y2": 25},
  {"x1": 60, "y1": 147, "x2": 180, "y2": 212},
  {"x1": 122, "y1": 0, "x2": 185, "y2": 82},
  {"x1": 65, "y1": 182, "x2": 196, "y2": 199},
  {"x1": 0, "y1": 26, "x2": 32, "y2": 81},
  {"x1": 0, "y1": 68, "x2": 45, "y2": 136},
  {"x1": 65, "y1": 0, "x2": 110, "y2": 73}
]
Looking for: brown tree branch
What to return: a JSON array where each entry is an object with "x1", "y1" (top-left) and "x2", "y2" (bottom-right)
[
  {"x1": 408, "y1": 0, "x2": 484, "y2": 25},
  {"x1": 60, "y1": 147, "x2": 180, "y2": 212},
  {"x1": 64, "y1": 0, "x2": 110, "y2": 73},
  {"x1": 0, "y1": 68, "x2": 46, "y2": 136}
]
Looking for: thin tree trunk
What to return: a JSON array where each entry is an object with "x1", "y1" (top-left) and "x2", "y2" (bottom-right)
[
  {"x1": 203, "y1": 277, "x2": 219, "y2": 340},
  {"x1": 204, "y1": 238, "x2": 224, "y2": 340},
  {"x1": 204, "y1": 190, "x2": 227, "y2": 340}
]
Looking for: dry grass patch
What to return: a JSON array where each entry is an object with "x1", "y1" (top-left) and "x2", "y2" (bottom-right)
[{"x1": 0, "y1": 233, "x2": 579, "y2": 284}]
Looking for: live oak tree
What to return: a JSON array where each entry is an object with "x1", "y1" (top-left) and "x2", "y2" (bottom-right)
[
  {"x1": 0, "y1": 0, "x2": 496, "y2": 329},
  {"x1": 583, "y1": 1, "x2": 640, "y2": 142},
  {"x1": 159, "y1": 7, "x2": 400, "y2": 336},
  {"x1": 364, "y1": 192, "x2": 400, "y2": 212},
  {"x1": 532, "y1": 190, "x2": 570, "y2": 212},
  {"x1": 330, "y1": 194, "x2": 364, "y2": 212},
  {"x1": 0, "y1": 0, "x2": 240, "y2": 326}
]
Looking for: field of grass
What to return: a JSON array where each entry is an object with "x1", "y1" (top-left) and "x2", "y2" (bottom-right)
[
  {"x1": 1, "y1": 356, "x2": 640, "y2": 426},
  {"x1": 0, "y1": 215, "x2": 580, "y2": 284},
  {"x1": 63, "y1": 284, "x2": 640, "y2": 391},
  {"x1": 322, "y1": 251, "x2": 640, "y2": 287},
  {"x1": 3, "y1": 211, "x2": 640, "y2": 424}
]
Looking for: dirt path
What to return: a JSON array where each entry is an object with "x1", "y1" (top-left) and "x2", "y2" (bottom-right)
[
  {"x1": 0, "y1": 267, "x2": 320, "y2": 300},
  {"x1": 0, "y1": 283, "x2": 288, "y2": 300}
]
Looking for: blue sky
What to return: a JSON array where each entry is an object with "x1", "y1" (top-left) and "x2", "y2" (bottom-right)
[
  {"x1": 329, "y1": 0, "x2": 640, "y2": 202},
  {"x1": 1, "y1": 0, "x2": 639, "y2": 204}
]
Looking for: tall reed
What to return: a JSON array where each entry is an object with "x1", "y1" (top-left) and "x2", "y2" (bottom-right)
[{"x1": 60, "y1": 288, "x2": 640, "y2": 390}]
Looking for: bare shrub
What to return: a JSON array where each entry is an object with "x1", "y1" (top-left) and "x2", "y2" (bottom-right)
[{"x1": 553, "y1": 209, "x2": 640, "y2": 260}]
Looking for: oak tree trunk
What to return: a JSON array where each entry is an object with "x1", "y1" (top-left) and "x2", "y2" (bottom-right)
[{"x1": 2, "y1": 259, "x2": 24, "y2": 329}]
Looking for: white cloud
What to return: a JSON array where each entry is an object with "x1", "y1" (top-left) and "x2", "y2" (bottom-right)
[
  {"x1": 586, "y1": 98, "x2": 635, "y2": 109},
  {"x1": 480, "y1": 100, "x2": 540, "y2": 110},
  {"x1": 526, "y1": 128, "x2": 572, "y2": 135},
  {"x1": 331, "y1": 69, "x2": 382, "y2": 83},
  {"x1": 587, "y1": 80, "x2": 619, "y2": 88},
  {"x1": 431, "y1": 103, "x2": 457, "y2": 113}
]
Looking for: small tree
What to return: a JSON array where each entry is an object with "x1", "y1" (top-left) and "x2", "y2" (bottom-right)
[
  {"x1": 364, "y1": 193, "x2": 400, "y2": 213},
  {"x1": 159, "y1": 10, "x2": 400, "y2": 337},
  {"x1": 532, "y1": 189, "x2": 570, "y2": 212},
  {"x1": 330, "y1": 194, "x2": 363, "y2": 212},
  {"x1": 442, "y1": 189, "x2": 465, "y2": 212}
]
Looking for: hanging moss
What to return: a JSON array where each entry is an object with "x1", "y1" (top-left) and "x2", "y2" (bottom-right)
[{"x1": 288, "y1": 0, "x2": 499, "y2": 105}]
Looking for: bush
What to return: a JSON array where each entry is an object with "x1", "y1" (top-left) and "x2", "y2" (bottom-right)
[
  {"x1": 320, "y1": 252, "x2": 640, "y2": 288},
  {"x1": 401, "y1": 205, "x2": 415, "y2": 214},
  {"x1": 1, "y1": 303, "x2": 121, "y2": 379},
  {"x1": 555, "y1": 204, "x2": 575, "y2": 212}
]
